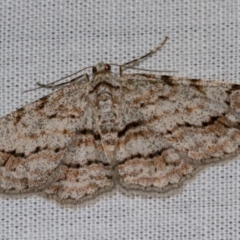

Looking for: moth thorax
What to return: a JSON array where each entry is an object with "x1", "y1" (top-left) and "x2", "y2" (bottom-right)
[{"x1": 96, "y1": 84, "x2": 119, "y2": 163}]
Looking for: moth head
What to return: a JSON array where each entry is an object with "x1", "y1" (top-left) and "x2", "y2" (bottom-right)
[{"x1": 92, "y1": 62, "x2": 111, "y2": 75}]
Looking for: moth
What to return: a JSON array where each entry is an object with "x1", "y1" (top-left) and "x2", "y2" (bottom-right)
[{"x1": 0, "y1": 37, "x2": 240, "y2": 203}]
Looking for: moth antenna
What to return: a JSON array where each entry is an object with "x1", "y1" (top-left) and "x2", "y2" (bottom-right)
[{"x1": 119, "y1": 36, "x2": 169, "y2": 76}]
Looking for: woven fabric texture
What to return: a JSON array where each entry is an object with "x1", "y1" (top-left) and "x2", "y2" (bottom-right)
[{"x1": 0, "y1": 1, "x2": 239, "y2": 239}]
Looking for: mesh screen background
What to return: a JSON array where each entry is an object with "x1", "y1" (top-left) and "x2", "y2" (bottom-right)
[{"x1": 0, "y1": 1, "x2": 240, "y2": 239}]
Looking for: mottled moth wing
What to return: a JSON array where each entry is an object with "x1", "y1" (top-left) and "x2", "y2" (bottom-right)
[
  {"x1": 116, "y1": 74, "x2": 240, "y2": 192},
  {"x1": 1, "y1": 58, "x2": 240, "y2": 203},
  {"x1": 0, "y1": 80, "x2": 113, "y2": 201}
]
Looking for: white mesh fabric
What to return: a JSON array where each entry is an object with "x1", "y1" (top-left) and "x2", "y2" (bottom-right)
[{"x1": 0, "y1": 1, "x2": 239, "y2": 239}]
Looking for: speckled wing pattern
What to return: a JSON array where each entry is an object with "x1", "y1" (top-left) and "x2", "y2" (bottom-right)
[
  {"x1": 117, "y1": 73, "x2": 240, "y2": 191},
  {"x1": 0, "y1": 77, "x2": 114, "y2": 202},
  {"x1": 0, "y1": 62, "x2": 240, "y2": 203}
]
